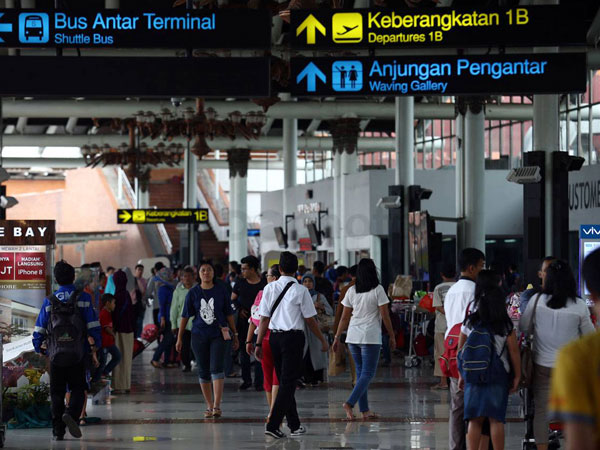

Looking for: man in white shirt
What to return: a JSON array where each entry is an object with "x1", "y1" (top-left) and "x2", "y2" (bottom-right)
[
  {"x1": 431, "y1": 263, "x2": 457, "y2": 390},
  {"x1": 444, "y1": 248, "x2": 485, "y2": 450},
  {"x1": 256, "y1": 252, "x2": 328, "y2": 439}
]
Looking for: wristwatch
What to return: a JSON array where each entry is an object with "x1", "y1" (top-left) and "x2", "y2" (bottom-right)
[
  {"x1": 255, "y1": 343, "x2": 262, "y2": 347},
  {"x1": 246, "y1": 341, "x2": 253, "y2": 345}
]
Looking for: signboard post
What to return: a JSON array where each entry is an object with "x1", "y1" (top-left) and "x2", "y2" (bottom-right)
[
  {"x1": 117, "y1": 208, "x2": 209, "y2": 225},
  {"x1": 291, "y1": 53, "x2": 587, "y2": 97},
  {"x1": 291, "y1": 6, "x2": 589, "y2": 49},
  {"x1": 0, "y1": 10, "x2": 270, "y2": 48}
]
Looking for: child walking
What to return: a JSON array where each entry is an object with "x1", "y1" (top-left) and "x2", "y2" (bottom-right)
[{"x1": 458, "y1": 270, "x2": 521, "y2": 450}]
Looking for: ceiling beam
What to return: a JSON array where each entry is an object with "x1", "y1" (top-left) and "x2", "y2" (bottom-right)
[{"x1": 0, "y1": 100, "x2": 534, "y2": 121}]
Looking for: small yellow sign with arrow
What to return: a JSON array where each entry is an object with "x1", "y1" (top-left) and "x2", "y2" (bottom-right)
[
  {"x1": 118, "y1": 210, "x2": 132, "y2": 223},
  {"x1": 296, "y1": 14, "x2": 326, "y2": 45}
]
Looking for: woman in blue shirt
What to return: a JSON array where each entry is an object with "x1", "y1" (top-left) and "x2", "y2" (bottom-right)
[{"x1": 176, "y1": 261, "x2": 239, "y2": 418}]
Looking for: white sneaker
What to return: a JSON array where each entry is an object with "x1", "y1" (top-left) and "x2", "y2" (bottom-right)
[{"x1": 289, "y1": 425, "x2": 306, "y2": 437}]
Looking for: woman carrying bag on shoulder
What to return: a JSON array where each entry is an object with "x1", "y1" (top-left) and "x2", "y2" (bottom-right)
[{"x1": 519, "y1": 260, "x2": 595, "y2": 450}]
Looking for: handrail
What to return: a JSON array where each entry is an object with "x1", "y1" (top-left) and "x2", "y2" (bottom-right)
[
  {"x1": 197, "y1": 169, "x2": 229, "y2": 226},
  {"x1": 114, "y1": 167, "x2": 173, "y2": 255}
]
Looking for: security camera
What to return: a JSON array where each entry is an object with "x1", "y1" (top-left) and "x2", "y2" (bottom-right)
[
  {"x1": 170, "y1": 97, "x2": 186, "y2": 108},
  {"x1": 376, "y1": 196, "x2": 402, "y2": 209},
  {"x1": 506, "y1": 166, "x2": 542, "y2": 184}
]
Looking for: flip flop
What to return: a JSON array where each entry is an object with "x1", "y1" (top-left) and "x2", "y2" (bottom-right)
[
  {"x1": 362, "y1": 413, "x2": 380, "y2": 420},
  {"x1": 204, "y1": 409, "x2": 214, "y2": 418}
]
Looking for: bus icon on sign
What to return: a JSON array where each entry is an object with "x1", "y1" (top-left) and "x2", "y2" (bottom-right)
[{"x1": 19, "y1": 13, "x2": 49, "y2": 44}]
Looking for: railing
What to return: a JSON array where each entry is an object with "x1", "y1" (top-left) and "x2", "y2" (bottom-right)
[
  {"x1": 198, "y1": 169, "x2": 229, "y2": 225},
  {"x1": 114, "y1": 167, "x2": 173, "y2": 255}
]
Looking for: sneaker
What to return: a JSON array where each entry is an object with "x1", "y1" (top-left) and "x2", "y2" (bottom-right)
[
  {"x1": 52, "y1": 435, "x2": 64, "y2": 441},
  {"x1": 289, "y1": 425, "x2": 307, "y2": 437},
  {"x1": 265, "y1": 428, "x2": 286, "y2": 439},
  {"x1": 62, "y1": 413, "x2": 82, "y2": 438},
  {"x1": 239, "y1": 381, "x2": 252, "y2": 391}
]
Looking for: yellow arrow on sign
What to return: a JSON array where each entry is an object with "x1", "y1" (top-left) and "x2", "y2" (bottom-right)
[
  {"x1": 118, "y1": 210, "x2": 132, "y2": 223},
  {"x1": 296, "y1": 14, "x2": 326, "y2": 45}
]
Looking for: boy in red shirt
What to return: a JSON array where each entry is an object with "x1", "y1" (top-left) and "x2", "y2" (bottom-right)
[{"x1": 95, "y1": 294, "x2": 122, "y2": 381}]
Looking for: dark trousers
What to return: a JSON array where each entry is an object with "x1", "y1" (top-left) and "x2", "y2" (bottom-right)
[
  {"x1": 50, "y1": 361, "x2": 86, "y2": 437},
  {"x1": 92, "y1": 344, "x2": 122, "y2": 382},
  {"x1": 180, "y1": 330, "x2": 192, "y2": 369},
  {"x1": 153, "y1": 322, "x2": 176, "y2": 364},
  {"x1": 238, "y1": 319, "x2": 263, "y2": 386},
  {"x1": 153, "y1": 309, "x2": 160, "y2": 326},
  {"x1": 267, "y1": 330, "x2": 305, "y2": 432}
]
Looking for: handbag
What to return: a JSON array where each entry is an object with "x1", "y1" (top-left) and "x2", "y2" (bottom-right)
[
  {"x1": 327, "y1": 345, "x2": 346, "y2": 377},
  {"x1": 519, "y1": 293, "x2": 541, "y2": 388}
]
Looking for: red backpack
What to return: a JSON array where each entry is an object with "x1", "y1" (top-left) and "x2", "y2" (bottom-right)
[
  {"x1": 439, "y1": 302, "x2": 472, "y2": 379},
  {"x1": 439, "y1": 323, "x2": 461, "y2": 379}
]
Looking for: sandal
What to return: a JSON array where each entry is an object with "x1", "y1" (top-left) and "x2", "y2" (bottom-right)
[
  {"x1": 362, "y1": 412, "x2": 380, "y2": 420},
  {"x1": 204, "y1": 408, "x2": 214, "y2": 418},
  {"x1": 431, "y1": 384, "x2": 449, "y2": 391},
  {"x1": 212, "y1": 407, "x2": 222, "y2": 418},
  {"x1": 150, "y1": 360, "x2": 163, "y2": 369}
]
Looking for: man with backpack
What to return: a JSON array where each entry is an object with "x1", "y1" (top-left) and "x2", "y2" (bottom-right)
[
  {"x1": 442, "y1": 248, "x2": 485, "y2": 450},
  {"x1": 32, "y1": 261, "x2": 102, "y2": 441}
]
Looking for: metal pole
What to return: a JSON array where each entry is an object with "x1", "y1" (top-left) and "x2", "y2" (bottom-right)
[
  {"x1": 395, "y1": 97, "x2": 414, "y2": 274},
  {"x1": 184, "y1": 142, "x2": 198, "y2": 266},
  {"x1": 464, "y1": 103, "x2": 486, "y2": 252}
]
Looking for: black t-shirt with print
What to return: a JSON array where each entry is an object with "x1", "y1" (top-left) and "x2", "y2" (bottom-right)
[{"x1": 232, "y1": 278, "x2": 267, "y2": 312}]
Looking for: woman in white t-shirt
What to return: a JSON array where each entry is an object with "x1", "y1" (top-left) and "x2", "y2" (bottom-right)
[{"x1": 333, "y1": 258, "x2": 396, "y2": 421}]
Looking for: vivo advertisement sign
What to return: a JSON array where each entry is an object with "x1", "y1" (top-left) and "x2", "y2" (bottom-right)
[
  {"x1": 0, "y1": 10, "x2": 270, "y2": 48},
  {"x1": 579, "y1": 225, "x2": 600, "y2": 300},
  {"x1": 291, "y1": 53, "x2": 586, "y2": 97}
]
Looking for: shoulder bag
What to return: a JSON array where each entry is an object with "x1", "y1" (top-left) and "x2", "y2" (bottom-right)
[
  {"x1": 519, "y1": 293, "x2": 541, "y2": 388},
  {"x1": 270, "y1": 281, "x2": 296, "y2": 318}
]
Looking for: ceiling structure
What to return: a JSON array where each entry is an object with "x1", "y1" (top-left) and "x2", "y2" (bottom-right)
[{"x1": 0, "y1": 0, "x2": 598, "y2": 178}]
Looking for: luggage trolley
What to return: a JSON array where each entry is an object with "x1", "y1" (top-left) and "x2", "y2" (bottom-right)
[{"x1": 392, "y1": 302, "x2": 431, "y2": 368}]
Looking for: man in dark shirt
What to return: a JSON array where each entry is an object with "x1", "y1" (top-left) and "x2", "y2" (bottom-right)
[
  {"x1": 312, "y1": 261, "x2": 334, "y2": 307},
  {"x1": 232, "y1": 255, "x2": 266, "y2": 390}
]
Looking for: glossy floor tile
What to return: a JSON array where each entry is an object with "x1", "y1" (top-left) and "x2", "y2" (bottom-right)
[{"x1": 5, "y1": 350, "x2": 529, "y2": 449}]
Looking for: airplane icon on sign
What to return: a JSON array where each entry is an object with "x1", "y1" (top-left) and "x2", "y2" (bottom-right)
[{"x1": 337, "y1": 25, "x2": 359, "y2": 36}]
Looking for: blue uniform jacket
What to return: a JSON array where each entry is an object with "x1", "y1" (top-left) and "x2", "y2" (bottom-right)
[{"x1": 32, "y1": 284, "x2": 102, "y2": 354}]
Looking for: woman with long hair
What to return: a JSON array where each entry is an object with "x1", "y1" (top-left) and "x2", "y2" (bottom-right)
[
  {"x1": 458, "y1": 270, "x2": 521, "y2": 450},
  {"x1": 246, "y1": 264, "x2": 281, "y2": 421},
  {"x1": 519, "y1": 260, "x2": 594, "y2": 450},
  {"x1": 176, "y1": 261, "x2": 239, "y2": 418},
  {"x1": 334, "y1": 258, "x2": 396, "y2": 420}
]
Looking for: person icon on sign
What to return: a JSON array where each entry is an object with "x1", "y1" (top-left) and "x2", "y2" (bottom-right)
[
  {"x1": 348, "y1": 66, "x2": 358, "y2": 89},
  {"x1": 336, "y1": 66, "x2": 347, "y2": 89}
]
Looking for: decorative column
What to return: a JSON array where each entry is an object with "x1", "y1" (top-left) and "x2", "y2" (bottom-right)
[
  {"x1": 282, "y1": 117, "x2": 298, "y2": 238},
  {"x1": 228, "y1": 149, "x2": 251, "y2": 261},
  {"x1": 183, "y1": 143, "x2": 198, "y2": 266},
  {"x1": 330, "y1": 119, "x2": 361, "y2": 266},
  {"x1": 458, "y1": 97, "x2": 486, "y2": 252}
]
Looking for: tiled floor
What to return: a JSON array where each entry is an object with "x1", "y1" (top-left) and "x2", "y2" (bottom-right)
[{"x1": 6, "y1": 351, "x2": 528, "y2": 449}]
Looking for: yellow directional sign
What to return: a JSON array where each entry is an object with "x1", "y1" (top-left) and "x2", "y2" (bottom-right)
[
  {"x1": 118, "y1": 210, "x2": 132, "y2": 223},
  {"x1": 332, "y1": 12, "x2": 363, "y2": 44},
  {"x1": 296, "y1": 14, "x2": 326, "y2": 45},
  {"x1": 117, "y1": 208, "x2": 209, "y2": 225}
]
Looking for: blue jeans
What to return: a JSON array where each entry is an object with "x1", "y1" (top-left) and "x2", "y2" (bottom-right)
[
  {"x1": 102, "y1": 345, "x2": 122, "y2": 376},
  {"x1": 191, "y1": 333, "x2": 226, "y2": 383},
  {"x1": 347, "y1": 343, "x2": 381, "y2": 413},
  {"x1": 381, "y1": 333, "x2": 391, "y2": 363}
]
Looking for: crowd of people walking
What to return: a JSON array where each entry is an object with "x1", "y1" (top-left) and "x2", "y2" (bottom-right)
[{"x1": 31, "y1": 245, "x2": 600, "y2": 449}]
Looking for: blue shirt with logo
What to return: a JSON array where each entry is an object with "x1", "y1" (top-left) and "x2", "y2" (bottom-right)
[{"x1": 182, "y1": 284, "x2": 233, "y2": 338}]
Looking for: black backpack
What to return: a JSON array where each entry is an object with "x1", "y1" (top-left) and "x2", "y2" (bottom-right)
[{"x1": 47, "y1": 291, "x2": 87, "y2": 367}]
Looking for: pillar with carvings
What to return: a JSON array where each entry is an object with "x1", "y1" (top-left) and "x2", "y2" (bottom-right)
[{"x1": 228, "y1": 149, "x2": 251, "y2": 261}]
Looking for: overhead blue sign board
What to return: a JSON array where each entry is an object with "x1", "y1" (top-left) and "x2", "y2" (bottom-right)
[
  {"x1": 291, "y1": 53, "x2": 586, "y2": 96},
  {"x1": 0, "y1": 9, "x2": 270, "y2": 48}
]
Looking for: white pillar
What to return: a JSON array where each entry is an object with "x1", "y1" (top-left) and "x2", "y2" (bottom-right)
[
  {"x1": 333, "y1": 154, "x2": 342, "y2": 262},
  {"x1": 455, "y1": 113, "x2": 466, "y2": 254},
  {"x1": 370, "y1": 235, "x2": 382, "y2": 274},
  {"x1": 228, "y1": 149, "x2": 250, "y2": 261},
  {"x1": 184, "y1": 145, "x2": 198, "y2": 265},
  {"x1": 230, "y1": 174, "x2": 248, "y2": 261},
  {"x1": 340, "y1": 151, "x2": 358, "y2": 266},
  {"x1": 395, "y1": 97, "x2": 414, "y2": 273},
  {"x1": 464, "y1": 103, "x2": 486, "y2": 252},
  {"x1": 534, "y1": 0, "x2": 559, "y2": 256},
  {"x1": 282, "y1": 117, "x2": 297, "y2": 231}
]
